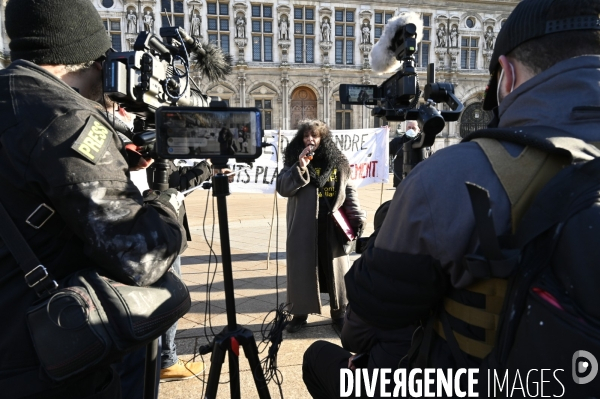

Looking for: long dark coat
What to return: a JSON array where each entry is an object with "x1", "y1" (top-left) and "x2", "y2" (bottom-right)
[{"x1": 276, "y1": 138, "x2": 366, "y2": 316}]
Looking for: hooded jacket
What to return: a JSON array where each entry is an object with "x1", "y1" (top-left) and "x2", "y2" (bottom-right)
[{"x1": 346, "y1": 55, "x2": 600, "y2": 334}]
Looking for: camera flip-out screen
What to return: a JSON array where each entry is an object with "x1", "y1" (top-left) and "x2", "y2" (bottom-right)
[
  {"x1": 339, "y1": 84, "x2": 378, "y2": 105},
  {"x1": 155, "y1": 107, "x2": 262, "y2": 161}
]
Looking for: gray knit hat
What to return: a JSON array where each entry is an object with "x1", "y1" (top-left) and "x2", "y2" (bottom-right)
[
  {"x1": 482, "y1": 0, "x2": 600, "y2": 110},
  {"x1": 5, "y1": 0, "x2": 112, "y2": 64}
]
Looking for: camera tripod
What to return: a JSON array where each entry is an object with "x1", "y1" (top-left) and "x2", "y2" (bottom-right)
[{"x1": 203, "y1": 171, "x2": 271, "y2": 399}]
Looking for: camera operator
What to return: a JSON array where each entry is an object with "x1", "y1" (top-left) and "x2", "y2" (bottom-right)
[
  {"x1": 388, "y1": 120, "x2": 420, "y2": 188},
  {"x1": 0, "y1": 1, "x2": 188, "y2": 397},
  {"x1": 303, "y1": 0, "x2": 600, "y2": 396}
]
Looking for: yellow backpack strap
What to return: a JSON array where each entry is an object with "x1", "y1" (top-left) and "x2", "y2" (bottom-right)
[
  {"x1": 434, "y1": 278, "x2": 508, "y2": 359},
  {"x1": 472, "y1": 138, "x2": 570, "y2": 231},
  {"x1": 432, "y1": 138, "x2": 569, "y2": 361}
]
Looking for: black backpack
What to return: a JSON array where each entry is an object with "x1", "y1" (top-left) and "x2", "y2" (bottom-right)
[{"x1": 459, "y1": 128, "x2": 600, "y2": 397}]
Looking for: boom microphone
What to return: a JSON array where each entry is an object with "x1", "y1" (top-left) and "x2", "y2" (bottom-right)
[{"x1": 370, "y1": 12, "x2": 422, "y2": 74}]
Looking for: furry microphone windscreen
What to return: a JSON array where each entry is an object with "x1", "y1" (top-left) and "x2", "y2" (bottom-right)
[
  {"x1": 190, "y1": 41, "x2": 233, "y2": 82},
  {"x1": 370, "y1": 12, "x2": 423, "y2": 74}
]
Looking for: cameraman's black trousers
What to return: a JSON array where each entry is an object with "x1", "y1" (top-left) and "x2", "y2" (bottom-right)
[{"x1": 303, "y1": 340, "x2": 352, "y2": 399}]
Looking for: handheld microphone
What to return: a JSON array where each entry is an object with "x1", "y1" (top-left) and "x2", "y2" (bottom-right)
[
  {"x1": 370, "y1": 12, "x2": 422, "y2": 74},
  {"x1": 307, "y1": 144, "x2": 314, "y2": 160}
]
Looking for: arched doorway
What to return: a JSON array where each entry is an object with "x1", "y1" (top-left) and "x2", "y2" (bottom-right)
[
  {"x1": 290, "y1": 87, "x2": 317, "y2": 130},
  {"x1": 459, "y1": 101, "x2": 494, "y2": 138}
]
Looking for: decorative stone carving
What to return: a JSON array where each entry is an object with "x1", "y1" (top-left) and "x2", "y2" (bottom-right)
[
  {"x1": 319, "y1": 40, "x2": 333, "y2": 67},
  {"x1": 234, "y1": 37, "x2": 248, "y2": 66},
  {"x1": 449, "y1": 48, "x2": 460, "y2": 72},
  {"x1": 279, "y1": 39, "x2": 291, "y2": 66},
  {"x1": 127, "y1": 37, "x2": 136, "y2": 51},
  {"x1": 435, "y1": 47, "x2": 447, "y2": 71},
  {"x1": 359, "y1": 43, "x2": 372, "y2": 69}
]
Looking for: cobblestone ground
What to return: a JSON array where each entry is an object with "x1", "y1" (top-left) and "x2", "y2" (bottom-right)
[{"x1": 158, "y1": 178, "x2": 396, "y2": 399}]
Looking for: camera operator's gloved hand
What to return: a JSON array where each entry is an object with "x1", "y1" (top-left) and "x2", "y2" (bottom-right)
[
  {"x1": 125, "y1": 143, "x2": 154, "y2": 171},
  {"x1": 143, "y1": 188, "x2": 185, "y2": 222},
  {"x1": 177, "y1": 161, "x2": 212, "y2": 191}
]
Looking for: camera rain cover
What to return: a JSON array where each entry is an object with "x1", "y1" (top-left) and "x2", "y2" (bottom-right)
[{"x1": 155, "y1": 107, "x2": 262, "y2": 161}]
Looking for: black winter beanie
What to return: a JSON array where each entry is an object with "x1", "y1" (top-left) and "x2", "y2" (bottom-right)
[{"x1": 5, "y1": 0, "x2": 112, "y2": 64}]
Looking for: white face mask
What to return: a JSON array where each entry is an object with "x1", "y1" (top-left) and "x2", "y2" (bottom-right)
[
  {"x1": 405, "y1": 129, "x2": 417, "y2": 138},
  {"x1": 496, "y1": 63, "x2": 515, "y2": 106}
]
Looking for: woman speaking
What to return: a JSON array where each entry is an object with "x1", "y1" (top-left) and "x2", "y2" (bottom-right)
[{"x1": 276, "y1": 120, "x2": 366, "y2": 333}]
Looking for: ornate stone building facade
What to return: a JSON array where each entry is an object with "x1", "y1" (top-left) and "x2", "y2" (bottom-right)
[{"x1": 0, "y1": 0, "x2": 518, "y2": 142}]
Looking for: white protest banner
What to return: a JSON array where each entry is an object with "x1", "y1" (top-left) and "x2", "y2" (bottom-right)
[
  {"x1": 179, "y1": 127, "x2": 389, "y2": 194},
  {"x1": 330, "y1": 127, "x2": 390, "y2": 188}
]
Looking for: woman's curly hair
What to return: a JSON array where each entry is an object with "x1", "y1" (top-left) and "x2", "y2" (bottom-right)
[{"x1": 295, "y1": 119, "x2": 331, "y2": 141}]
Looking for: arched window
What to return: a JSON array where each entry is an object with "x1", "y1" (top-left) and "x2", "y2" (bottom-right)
[
  {"x1": 102, "y1": 0, "x2": 114, "y2": 8},
  {"x1": 290, "y1": 87, "x2": 317, "y2": 129},
  {"x1": 459, "y1": 102, "x2": 494, "y2": 138}
]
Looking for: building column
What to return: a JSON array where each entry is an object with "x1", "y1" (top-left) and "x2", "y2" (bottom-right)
[
  {"x1": 238, "y1": 71, "x2": 246, "y2": 106},
  {"x1": 281, "y1": 71, "x2": 289, "y2": 130},
  {"x1": 361, "y1": 74, "x2": 371, "y2": 128},
  {"x1": 322, "y1": 71, "x2": 331, "y2": 127}
]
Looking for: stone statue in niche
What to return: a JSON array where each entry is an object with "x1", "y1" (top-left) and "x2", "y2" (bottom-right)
[
  {"x1": 190, "y1": 11, "x2": 201, "y2": 38},
  {"x1": 143, "y1": 10, "x2": 154, "y2": 33},
  {"x1": 361, "y1": 22, "x2": 371, "y2": 44},
  {"x1": 485, "y1": 27, "x2": 495, "y2": 50},
  {"x1": 235, "y1": 15, "x2": 246, "y2": 39},
  {"x1": 321, "y1": 18, "x2": 331, "y2": 42},
  {"x1": 450, "y1": 24, "x2": 459, "y2": 47},
  {"x1": 437, "y1": 24, "x2": 446, "y2": 47},
  {"x1": 279, "y1": 16, "x2": 289, "y2": 40},
  {"x1": 126, "y1": 9, "x2": 137, "y2": 34}
]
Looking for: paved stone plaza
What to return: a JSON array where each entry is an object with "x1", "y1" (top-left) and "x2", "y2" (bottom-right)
[{"x1": 158, "y1": 178, "x2": 396, "y2": 398}]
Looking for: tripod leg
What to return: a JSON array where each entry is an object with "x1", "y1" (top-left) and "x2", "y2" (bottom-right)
[
  {"x1": 228, "y1": 349, "x2": 241, "y2": 399},
  {"x1": 204, "y1": 343, "x2": 226, "y2": 399},
  {"x1": 242, "y1": 337, "x2": 271, "y2": 399},
  {"x1": 143, "y1": 339, "x2": 159, "y2": 399}
]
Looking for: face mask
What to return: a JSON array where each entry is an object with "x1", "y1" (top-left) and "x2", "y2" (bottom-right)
[
  {"x1": 405, "y1": 129, "x2": 417, "y2": 138},
  {"x1": 496, "y1": 63, "x2": 515, "y2": 106}
]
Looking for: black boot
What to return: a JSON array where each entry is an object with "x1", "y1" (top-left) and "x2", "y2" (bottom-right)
[{"x1": 286, "y1": 314, "x2": 308, "y2": 333}]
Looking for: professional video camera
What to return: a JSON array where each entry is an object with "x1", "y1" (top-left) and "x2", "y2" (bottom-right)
[
  {"x1": 341, "y1": 14, "x2": 464, "y2": 255},
  {"x1": 102, "y1": 26, "x2": 263, "y2": 188},
  {"x1": 339, "y1": 13, "x2": 464, "y2": 178},
  {"x1": 103, "y1": 26, "x2": 216, "y2": 120}
]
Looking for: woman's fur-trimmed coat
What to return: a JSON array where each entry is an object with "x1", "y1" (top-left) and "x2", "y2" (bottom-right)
[{"x1": 276, "y1": 136, "x2": 366, "y2": 316}]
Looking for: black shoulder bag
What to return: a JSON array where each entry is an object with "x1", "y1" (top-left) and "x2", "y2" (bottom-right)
[{"x1": 0, "y1": 201, "x2": 191, "y2": 382}]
